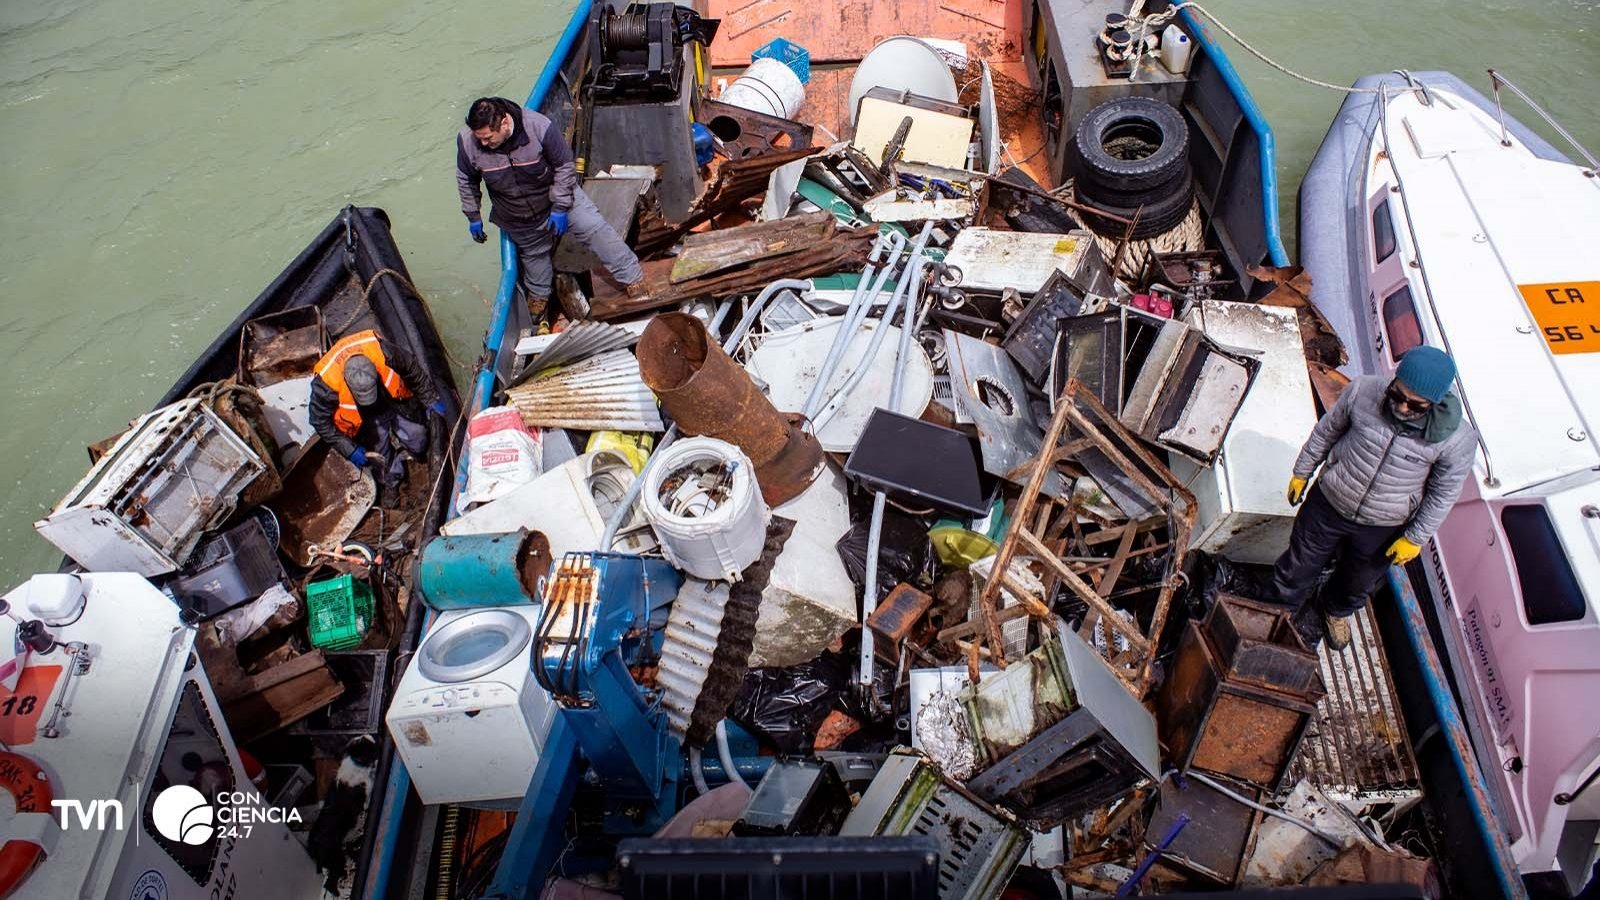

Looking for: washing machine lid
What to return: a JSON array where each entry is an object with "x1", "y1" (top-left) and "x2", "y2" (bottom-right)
[{"x1": 416, "y1": 608, "x2": 534, "y2": 683}]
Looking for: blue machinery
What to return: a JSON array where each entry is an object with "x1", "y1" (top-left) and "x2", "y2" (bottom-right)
[{"x1": 484, "y1": 554, "x2": 770, "y2": 898}]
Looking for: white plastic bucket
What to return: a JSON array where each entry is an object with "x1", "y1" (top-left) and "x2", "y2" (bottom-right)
[
  {"x1": 719, "y1": 57, "x2": 805, "y2": 120},
  {"x1": 641, "y1": 437, "x2": 770, "y2": 581}
]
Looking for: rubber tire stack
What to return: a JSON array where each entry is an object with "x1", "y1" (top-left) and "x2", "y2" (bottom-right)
[{"x1": 1072, "y1": 97, "x2": 1194, "y2": 240}]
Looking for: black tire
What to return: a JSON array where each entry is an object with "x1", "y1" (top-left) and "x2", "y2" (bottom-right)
[
  {"x1": 1078, "y1": 177, "x2": 1194, "y2": 240},
  {"x1": 1073, "y1": 97, "x2": 1190, "y2": 194},
  {"x1": 1078, "y1": 162, "x2": 1192, "y2": 209}
]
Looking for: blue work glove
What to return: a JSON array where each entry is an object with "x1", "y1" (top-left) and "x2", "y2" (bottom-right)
[
  {"x1": 428, "y1": 400, "x2": 447, "y2": 417},
  {"x1": 349, "y1": 447, "x2": 369, "y2": 467},
  {"x1": 546, "y1": 209, "x2": 569, "y2": 238},
  {"x1": 468, "y1": 221, "x2": 487, "y2": 244}
]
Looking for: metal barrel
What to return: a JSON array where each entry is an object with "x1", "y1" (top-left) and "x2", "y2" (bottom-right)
[
  {"x1": 417, "y1": 529, "x2": 552, "y2": 610},
  {"x1": 637, "y1": 312, "x2": 822, "y2": 506}
]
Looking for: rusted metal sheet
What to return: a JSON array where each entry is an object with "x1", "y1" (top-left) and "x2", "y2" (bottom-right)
[
  {"x1": 631, "y1": 147, "x2": 820, "y2": 259},
  {"x1": 867, "y1": 583, "x2": 933, "y2": 646},
  {"x1": 1290, "y1": 603, "x2": 1420, "y2": 803},
  {"x1": 1157, "y1": 620, "x2": 1323, "y2": 791},
  {"x1": 637, "y1": 313, "x2": 823, "y2": 506},
  {"x1": 273, "y1": 439, "x2": 376, "y2": 567},
  {"x1": 702, "y1": 0, "x2": 1023, "y2": 67},
  {"x1": 697, "y1": 98, "x2": 815, "y2": 159},
  {"x1": 239, "y1": 306, "x2": 327, "y2": 387},
  {"x1": 1149, "y1": 776, "x2": 1260, "y2": 887}
]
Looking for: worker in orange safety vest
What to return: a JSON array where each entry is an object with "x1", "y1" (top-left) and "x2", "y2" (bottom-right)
[{"x1": 309, "y1": 329, "x2": 445, "y2": 489}]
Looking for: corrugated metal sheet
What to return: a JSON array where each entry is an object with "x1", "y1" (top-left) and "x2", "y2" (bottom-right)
[
  {"x1": 505, "y1": 349, "x2": 664, "y2": 432},
  {"x1": 511, "y1": 320, "x2": 645, "y2": 378},
  {"x1": 1290, "y1": 605, "x2": 1421, "y2": 802},
  {"x1": 658, "y1": 579, "x2": 731, "y2": 740}
]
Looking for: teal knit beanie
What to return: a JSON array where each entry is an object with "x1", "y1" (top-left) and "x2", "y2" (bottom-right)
[{"x1": 1395, "y1": 346, "x2": 1456, "y2": 403}]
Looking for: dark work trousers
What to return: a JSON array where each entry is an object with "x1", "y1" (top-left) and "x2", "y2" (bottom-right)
[{"x1": 1272, "y1": 485, "x2": 1403, "y2": 620}]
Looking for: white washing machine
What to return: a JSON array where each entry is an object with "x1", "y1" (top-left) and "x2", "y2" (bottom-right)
[{"x1": 386, "y1": 605, "x2": 558, "y2": 806}]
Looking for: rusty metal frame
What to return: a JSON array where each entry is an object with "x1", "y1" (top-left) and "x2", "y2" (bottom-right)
[{"x1": 973, "y1": 378, "x2": 1195, "y2": 695}]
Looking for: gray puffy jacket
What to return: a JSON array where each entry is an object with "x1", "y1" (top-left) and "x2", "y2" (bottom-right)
[{"x1": 1292, "y1": 375, "x2": 1477, "y2": 544}]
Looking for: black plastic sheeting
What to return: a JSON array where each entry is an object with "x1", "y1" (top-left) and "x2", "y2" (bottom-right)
[
  {"x1": 835, "y1": 504, "x2": 936, "y2": 606},
  {"x1": 731, "y1": 654, "x2": 854, "y2": 755}
]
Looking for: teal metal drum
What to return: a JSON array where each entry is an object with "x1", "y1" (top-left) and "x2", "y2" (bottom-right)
[{"x1": 417, "y1": 529, "x2": 551, "y2": 609}]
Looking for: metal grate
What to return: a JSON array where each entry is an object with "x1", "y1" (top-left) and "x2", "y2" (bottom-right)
[{"x1": 1290, "y1": 605, "x2": 1420, "y2": 803}]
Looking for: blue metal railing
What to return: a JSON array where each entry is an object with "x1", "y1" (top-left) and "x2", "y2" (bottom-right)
[
  {"x1": 1385, "y1": 569, "x2": 1527, "y2": 899},
  {"x1": 361, "y1": 5, "x2": 595, "y2": 898},
  {"x1": 1177, "y1": 6, "x2": 1290, "y2": 267}
]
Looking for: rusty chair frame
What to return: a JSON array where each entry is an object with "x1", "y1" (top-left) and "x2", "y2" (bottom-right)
[{"x1": 971, "y1": 378, "x2": 1196, "y2": 696}]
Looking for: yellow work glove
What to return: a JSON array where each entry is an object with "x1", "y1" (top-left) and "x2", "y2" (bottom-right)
[
  {"x1": 1286, "y1": 476, "x2": 1308, "y2": 506},
  {"x1": 1386, "y1": 536, "x2": 1422, "y2": 565}
]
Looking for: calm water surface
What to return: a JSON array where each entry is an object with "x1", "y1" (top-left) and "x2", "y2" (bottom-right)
[{"x1": 0, "y1": 0, "x2": 1595, "y2": 583}]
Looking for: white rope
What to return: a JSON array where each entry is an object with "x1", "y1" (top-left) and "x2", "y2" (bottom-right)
[
  {"x1": 1093, "y1": 199, "x2": 1206, "y2": 280},
  {"x1": 1140, "y1": 2, "x2": 1381, "y2": 95}
]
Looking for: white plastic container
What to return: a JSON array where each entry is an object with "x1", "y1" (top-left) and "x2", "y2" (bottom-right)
[
  {"x1": 642, "y1": 437, "x2": 770, "y2": 581},
  {"x1": 1161, "y1": 23, "x2": 1194, "y2": 75},
  {"x1": 719, "y1": 57, "x2": 806, "y2": 120}
]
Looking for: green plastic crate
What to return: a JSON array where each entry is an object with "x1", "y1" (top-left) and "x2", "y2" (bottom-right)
[{"x1": 307, "y1": 574, "x2": 374, "y2": 650}]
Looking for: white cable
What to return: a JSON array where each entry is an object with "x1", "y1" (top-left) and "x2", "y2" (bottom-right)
[
  {"x1": 1185, "y1": 771, "x2": 1346, "y2": 847},
  {"x1": 687, "y1": 745, "x2": 711, "y2": 795},
  {"x1": 716, "y1": 720, "x2": 750, "y2": 790}
]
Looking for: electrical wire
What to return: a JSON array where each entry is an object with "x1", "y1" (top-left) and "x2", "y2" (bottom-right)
[
  {"x1": 1183, "y1": 771, "x2": 1346, "y2": 847},
  {"x1": 716, "y1": 720, "x2": 749, "y2": 790}
]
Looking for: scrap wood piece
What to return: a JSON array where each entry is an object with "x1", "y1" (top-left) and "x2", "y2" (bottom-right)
[
  {"x1": 670, "y1": 211, "x2": 836, "y2": 282},
  {"x1": 974, "y1": 378, "x2": 1196, "y2": 695},
  {"x1": 213, "y1": 649, "x2": 345, "y2": 743},
  {"x1": 591, "y1": 220, "x2": 878, "y2": 320}
]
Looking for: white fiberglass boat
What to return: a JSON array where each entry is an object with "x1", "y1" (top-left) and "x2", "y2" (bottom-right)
[{"x1": 1301, "y1": 69, "x2": 1600, "y2": 895}]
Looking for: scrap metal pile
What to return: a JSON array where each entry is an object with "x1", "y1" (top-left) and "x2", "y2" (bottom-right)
[{"x1": 433, "y1": 19, "x2": 1437, "y2": 900}]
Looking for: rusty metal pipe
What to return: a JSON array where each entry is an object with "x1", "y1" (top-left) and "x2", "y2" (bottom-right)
[{"x1": 639, "y1": 312, "x2": 822, "y2": 506}]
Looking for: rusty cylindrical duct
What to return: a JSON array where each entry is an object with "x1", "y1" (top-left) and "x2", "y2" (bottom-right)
[{"x1": 638, "y1": 312, "x2": 823, "y2": 506}]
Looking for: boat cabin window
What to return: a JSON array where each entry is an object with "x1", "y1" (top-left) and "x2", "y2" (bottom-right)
[
  {"x1": 1382, "y1": 285, "x2": 1422, "y2": 360},
  {"x1": 1503, "y1": 505, "x2": 1587, "y2": 625},
  {"x1": 143, "y1": 679, "x2": 233, "y2": 885},
  {"x1": 1372, "y1": 199, "x2": 1397, "y2": 264}
]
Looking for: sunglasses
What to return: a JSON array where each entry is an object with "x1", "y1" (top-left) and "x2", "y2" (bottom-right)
[{"x1": 1386, "y1": 382, "x2": 1432, "y2": 415}]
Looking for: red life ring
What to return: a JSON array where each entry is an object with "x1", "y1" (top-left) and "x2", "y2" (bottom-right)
[{"x1": 0, "y1": 750, "x2": 52, "y2": 898}]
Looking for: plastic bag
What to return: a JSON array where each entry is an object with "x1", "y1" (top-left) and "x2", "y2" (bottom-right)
[
  {"x1": 462, "y1": 406, "x2": 544, "y2": 509},
  {"x1": 731, "y1": 653, "x2": 853, "y2": 755},
  {"x1": 835, "y1": 507, "x2": 933, "y2": 604}
]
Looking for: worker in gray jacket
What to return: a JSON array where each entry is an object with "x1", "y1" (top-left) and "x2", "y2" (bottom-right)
[
  {"x1": 1274, "y1": 346, "x2": 1476, "y2": 649},
  {"x1": 455, "y1": 96, "x2": 646, "y2": 322}
]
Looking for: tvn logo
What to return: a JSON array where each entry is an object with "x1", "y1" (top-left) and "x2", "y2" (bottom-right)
[{"x1": 51, "y1": 797, "x2": 125, "y2": 832}]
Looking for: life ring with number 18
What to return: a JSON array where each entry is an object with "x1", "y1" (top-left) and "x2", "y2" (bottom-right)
[{"x1": 0, "y1": 750, "x2": 52, "y2": 898}]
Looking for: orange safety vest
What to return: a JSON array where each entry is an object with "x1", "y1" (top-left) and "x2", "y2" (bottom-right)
[{"x1": 314, "y1": 330, "x2": 412, "y2": 437}]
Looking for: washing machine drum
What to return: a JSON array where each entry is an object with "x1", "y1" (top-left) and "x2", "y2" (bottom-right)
[{"x1": 416, "y1": 609, "x2": 534, "y2": 683}]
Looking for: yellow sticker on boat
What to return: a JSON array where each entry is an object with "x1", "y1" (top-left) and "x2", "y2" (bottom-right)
[
  {"x1": 1518, "y1": 281, "x2": 1600, "y2": 354},
  {"x1": 1053, "y1": 239, "x2": 1078, "y2": 254}
]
